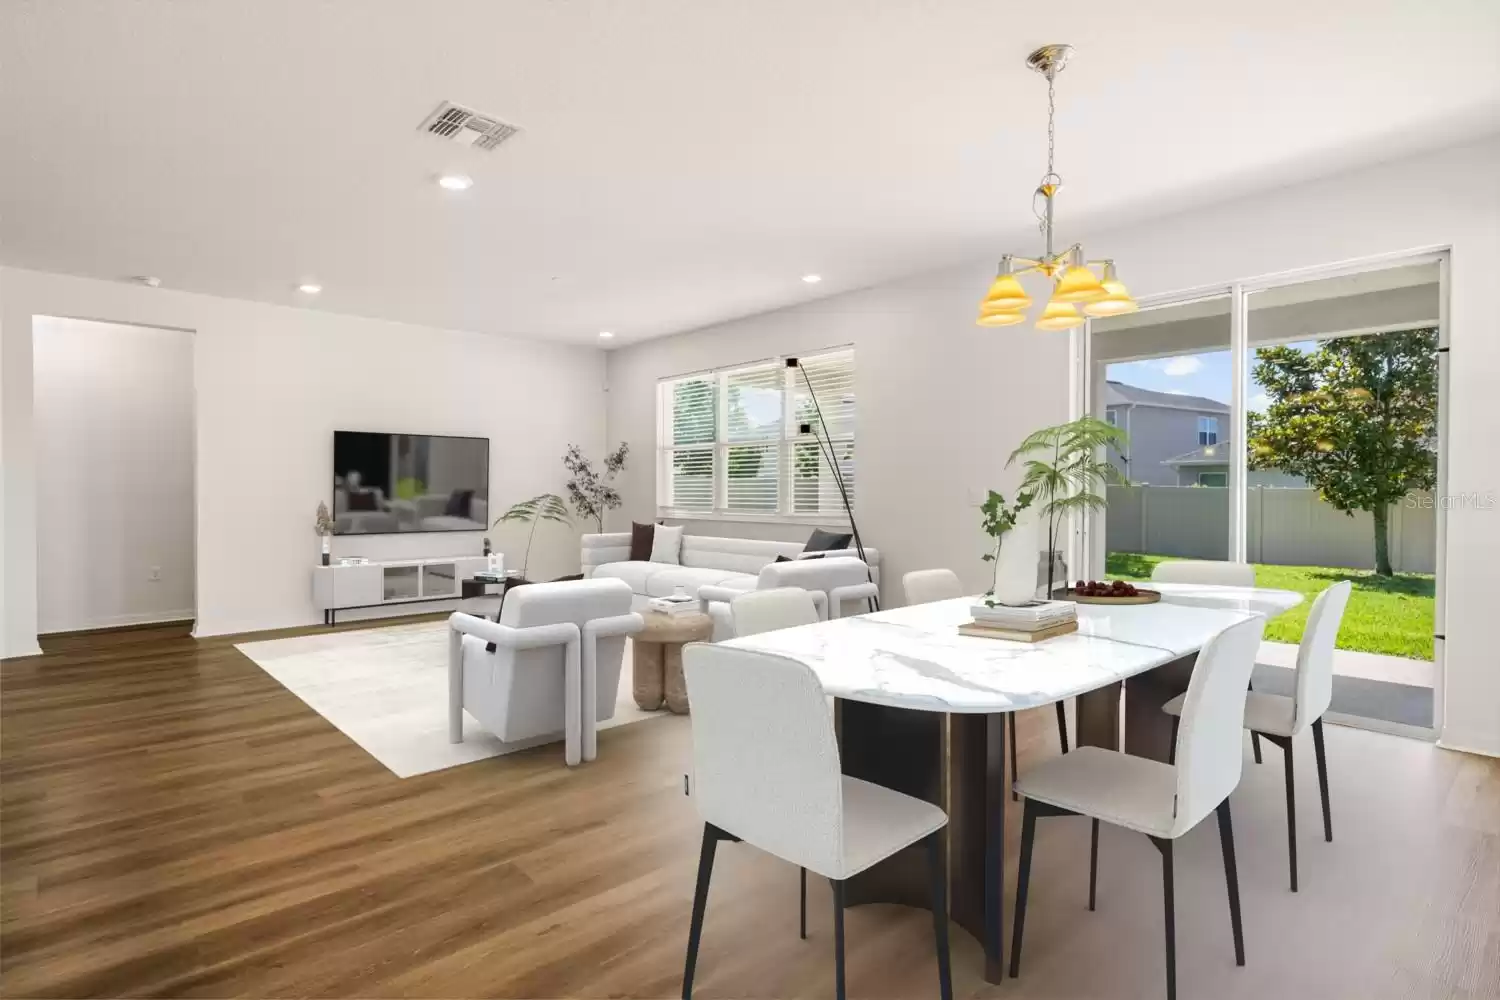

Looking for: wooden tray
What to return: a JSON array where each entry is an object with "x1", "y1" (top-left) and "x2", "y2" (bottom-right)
[{"x1": 1053, "y1": 587, "x2": 1161, "y2": 605}]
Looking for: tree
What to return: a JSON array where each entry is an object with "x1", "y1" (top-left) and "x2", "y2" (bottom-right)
[{"x1": 1247, "y1": 329, "x2": 1437, "y2": 576}]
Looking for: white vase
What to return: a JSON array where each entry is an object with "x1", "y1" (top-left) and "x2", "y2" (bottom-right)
[{"x1": 988, "y1": 511, "x2": 1042, "y2": 607}]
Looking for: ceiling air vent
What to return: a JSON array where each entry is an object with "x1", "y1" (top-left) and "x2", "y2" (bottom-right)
[{"x1": 418, "y1": 101, "x2": 520, "y2": 152}]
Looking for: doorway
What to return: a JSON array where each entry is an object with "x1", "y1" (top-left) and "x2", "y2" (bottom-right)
[{"x1": 32, "y1": 316, "x2": 197, "y2": 636}]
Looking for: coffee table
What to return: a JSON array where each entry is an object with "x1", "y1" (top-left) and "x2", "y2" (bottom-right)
[{"x1": 632, "y1": 610, "x2": 714, "y2": 713}]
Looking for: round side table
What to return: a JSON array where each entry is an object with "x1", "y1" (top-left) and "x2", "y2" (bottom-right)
[{"x1": 633, "y1": 610, "x2": 714, "y2": 713}]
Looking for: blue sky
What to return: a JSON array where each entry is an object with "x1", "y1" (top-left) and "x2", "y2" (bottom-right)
[{"x1": 1109, "y1": 341, "x2": 1319, "y2": 414}]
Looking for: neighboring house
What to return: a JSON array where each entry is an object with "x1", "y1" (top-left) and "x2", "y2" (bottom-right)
[
  {"x1": 1104, "y1": 381, "x2": 1229, "y2": 487},
  {"x1": 1162, "y1": 441, "x2": 1307, "y2": 488}
]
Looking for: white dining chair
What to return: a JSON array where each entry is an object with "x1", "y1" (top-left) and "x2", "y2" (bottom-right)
[
  {"x1": 730, "y1": 587, "x2": 820, "y2": 637},
  {"x1": 1150, "y1": 559, "x2": 1256, "y2": 587},
  {"x1": 1010, "y1": 614, "x2": 1266, "y2": 1000},
  {"x1": 1163, "y1": 580, "x2": 1351, "y2": 893},
  {"x1": 681, "y1": 642, "x2": 952, "y2": 1000},
  {"x1": 902, "y1": 568, "x2": 1072, "y2": 800}
]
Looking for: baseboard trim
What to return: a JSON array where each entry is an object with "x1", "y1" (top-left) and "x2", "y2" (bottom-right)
[
  {"x1": 2, "y1": 644, "x2": 46, "y2": 660},
  {"x1": 1436, "y1": 733, "x2": 1500, "y2": 759},
  {"x1": 1323, "y1": 712, "x2": 1435, "y2": 742},
  {"x1": 38, "y1": 614, "x2": 196, "y2": 638}
]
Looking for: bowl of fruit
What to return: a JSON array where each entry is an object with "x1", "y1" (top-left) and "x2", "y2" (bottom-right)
[{"x1": 1056, "y1": 579, "x2": 1161, "y2": 605}]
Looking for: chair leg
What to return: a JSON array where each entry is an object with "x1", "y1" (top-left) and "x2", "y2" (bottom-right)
[
  {"x1": 1009, "y1": 713, "x2": 1019, "y2": 801},
  {"x1": 682, "y1": 824, "x2": 720, "y2": 999},
  {"x1": 1312, "y1": 718, "x2": 1332, "y2": 842},
  {"x1": 925, "y1": 833, "x2": 954, "y2": 1000},
  {"x1": 1216, "y1": 800, "x2": 1246, "y2": 967},
  {"x1": 799, "y1": 867, "x2": 807, "y2": 940},
  {"x1": 1167, "y1": 717, "x2": 1180, "y2": 766},
  {"x1": 833, "y1": 878, "x2": 847, "y2": 1000},
  {"x1": 1009, "y1": 800, "x2": 1039, "y2": 978},
  {"x1": 1281, "y1": 737, "x2": 1299, "y2": 892},
  {"x1": 1152, "y1": 837, "x2": 1177, "y2": 1000},
  {"x1": 1055, "y1": 700, "x2": 1070, "y2": 754},
  {"x1": 1251, "y1": 731, "x2": 1263, "y2": 764},
  {"x1": 1088, "y1": 818, "x2": 1099, "y2": 912}
]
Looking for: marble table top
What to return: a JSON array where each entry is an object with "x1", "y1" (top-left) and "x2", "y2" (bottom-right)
[{"x1": 721, "y1": 585, "x2": 1303, "y2": 714}]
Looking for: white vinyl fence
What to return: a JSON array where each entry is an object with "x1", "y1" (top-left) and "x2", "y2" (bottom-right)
[{"x1": 1106, "y1": 486, "x2": 1436, "y2": 574}]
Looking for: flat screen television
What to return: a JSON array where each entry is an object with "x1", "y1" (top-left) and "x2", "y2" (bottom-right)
[{"x1": 332, "y1": 431, "x2": 490, "y2": 535}]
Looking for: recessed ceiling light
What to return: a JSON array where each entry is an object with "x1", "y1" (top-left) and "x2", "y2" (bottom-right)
[
  {"x1": 132, "y1": 276, "x2": 162, "y2": 288},
  {"x1": 298, "y1": 283, "x2": 322, "y2": 294},
  {"x1": 437, "y1": 174, "x2": 473, "y2": 191},
  {"x1": 598, "y1": 331, "x2": 615, "y2": 339},
  {"x1": 802, "y1": 274, "x2": 823, "y2": 284}
]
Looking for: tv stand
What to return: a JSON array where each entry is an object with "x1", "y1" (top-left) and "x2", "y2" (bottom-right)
[{"x1": 312, "y1": 555, "x2": 490, "y2": 625}]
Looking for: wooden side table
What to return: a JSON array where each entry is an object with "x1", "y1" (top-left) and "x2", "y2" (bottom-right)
[{"x1": 632, "y1": 610, "x2": 714, "y2": 713}]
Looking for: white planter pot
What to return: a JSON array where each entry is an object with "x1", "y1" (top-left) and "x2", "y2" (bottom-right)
[{"x1": 987, "y1": 512, "x2": 1042, "y2": 607}]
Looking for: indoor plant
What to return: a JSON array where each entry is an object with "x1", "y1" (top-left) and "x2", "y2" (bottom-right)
[
  {"x1": 1007, "y1": 415, "x2": 1128, "y2": 598},
  {"x1": 980, "y1": 489, "x2": 1035, "y2": 606},
  {"x1": 563, "y1": 442, "x2": 629, "y2": 532},
  {"x1": 493, "y1": 493, "x2": 571, "y2": 579},
  {"x1": 313, "y1": 502, "x2": 335, "y2": 565}
]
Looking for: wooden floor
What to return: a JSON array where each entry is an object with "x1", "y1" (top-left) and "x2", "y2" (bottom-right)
[{"x1": 2, "y1": 622, "x2": 1497, "y2": 999}]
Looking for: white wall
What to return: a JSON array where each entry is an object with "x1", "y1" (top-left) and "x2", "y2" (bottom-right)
[
  {"x1": 2, "y1": 269, "x2": 605, "y2": 649},
  {"x1": 32, "y1": 317, "x2": 196, "y2": 632},
  {"x1": 606, "y1": 136, "x2": 1500, "y2": 756}
]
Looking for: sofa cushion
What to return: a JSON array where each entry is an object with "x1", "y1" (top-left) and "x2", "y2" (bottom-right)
[
  {"x1": 804, "y1": 528, "x2": 853, "y2": 553},
  {"x1": 644, "y1": 566, "x2": 756, "y2": 598},
  {"x1": 590, "y1": 561, "x2": 658, "y2": 594},
  {"x1": 629, "y1": 522, "x2": 656, "y2": 561}
]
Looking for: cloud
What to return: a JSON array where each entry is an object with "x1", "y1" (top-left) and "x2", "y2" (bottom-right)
[{"x1": 1161, "y1": 356, "x2": 1202, "y2": 376}]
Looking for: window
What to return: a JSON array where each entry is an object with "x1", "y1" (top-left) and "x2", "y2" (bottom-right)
[
  {"x1": 1197, "y1": 471, "x2": 1228, "y2": 488},
  {"x1": 1105, "y1": 409, "x2": 1118, "y2": 426},
  {"x1": 658, "y1": 348, "x2": 855, "y2": 520},
  {"x1": 1197, "y1": 415, "x2": 1219, "y2": 446}
]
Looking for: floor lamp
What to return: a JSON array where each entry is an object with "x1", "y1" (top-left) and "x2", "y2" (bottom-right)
[{"x1": 786, "y1": 358, "x2": 879, "y2": 612}]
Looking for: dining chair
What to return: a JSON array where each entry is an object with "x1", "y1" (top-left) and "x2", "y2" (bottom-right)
[
  {"x1": 1010, "y1": 614, "x2": 1266, "y2": 1000},
  {"x1": 730, "y1": 587, "x2": 820, "y2": 637},
  {"x1": 902, "y1": 568, "x2": 1072, "y2": 800},
  {"x1": 1163, "y1": 580, "x2": 1351, "y2": 893},
  {"x1": 1150, "y1": 559, "x2": 1266, "y2": 762},
  {"x1": 680, "y1": 642, "x2": 952, "y2": 1000}
]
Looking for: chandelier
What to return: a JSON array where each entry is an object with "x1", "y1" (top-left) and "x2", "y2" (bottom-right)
[{"x1": 977, "y1": 44, "x2": 1138, "y2": 330}]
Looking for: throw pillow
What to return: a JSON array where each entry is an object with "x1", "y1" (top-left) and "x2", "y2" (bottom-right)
[
  {"x1": 629, "y1": 521, "x2": 656, "y2": 561},
  {"x1": 774, "y1": 553, "x2": 825, "y2": 563},
  {"x1": 803, "y1": 528, "x2": 853, "y2": 553},
  {"x1": 650, "y1": 523, "x2": 685, "y2": 565},
  {"x1": 346, "y1": 490, "x2": 378, "y2": 512},
  {"x1": 444, "y1": 489, "x2": 474, "y2": 518}
]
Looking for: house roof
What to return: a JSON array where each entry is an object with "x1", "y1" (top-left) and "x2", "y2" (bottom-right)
[
  {"x1": 1105, "y1": 380, "x2": 1230, "y2": 413},
  {"x1": 1163, "y1": 441, "x2": 1234, "y2": 467}
]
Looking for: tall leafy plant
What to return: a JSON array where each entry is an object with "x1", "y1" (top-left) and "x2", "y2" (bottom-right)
[
  {"x1": 493, "y1": 493, "x2": 570, "y2": 578},
  {"x1": 1007, "y1": 415, "x2": 1128, "y2": 597},
  {"x1": 979, "y1": 489, "x2": 1033, "y2": 604},
  {"x1": 563, "y1": 442, "x2": 630, "y2": 533}
]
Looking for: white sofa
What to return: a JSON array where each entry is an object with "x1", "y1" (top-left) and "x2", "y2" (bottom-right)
[
  {"x1": 447, "y1": 577, "x2": 642, "y2": 765},
  {"x1": 581, "y1": 531, "x2": 880, "y2": 638}
]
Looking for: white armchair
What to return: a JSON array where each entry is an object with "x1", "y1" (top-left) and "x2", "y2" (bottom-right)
[
  {"x1": 447, "y1": 578, "x2": 642, "y2": 766},
  {"x1": 699, "y1": 556, "x2": 879, "y2": 637}
]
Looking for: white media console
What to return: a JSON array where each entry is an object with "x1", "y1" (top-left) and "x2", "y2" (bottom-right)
[{"x1": 311, "y1": 556, "x2": 491, "y2": 625}]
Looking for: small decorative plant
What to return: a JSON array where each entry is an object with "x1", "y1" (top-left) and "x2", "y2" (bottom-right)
[
  {"x1": 493, "y1": 493, "x2": 571, "y2": 579},
  {"x1": 314, "y1": 502, "x2": 335, "y2": 537},
  {"x1": 980, "y1": 489, "x2": 1033, "y2": 606},
  {"x1": 1007, "y1": 415, "x2": 1128, "y2": 598},
  {"x1": 563, "y1": 442, "x2": 629, "y2": 533}
]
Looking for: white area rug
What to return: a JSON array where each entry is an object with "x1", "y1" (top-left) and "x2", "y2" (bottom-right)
[{"x1": 236, "y1": 621, "x2": 662, "y2": 778}]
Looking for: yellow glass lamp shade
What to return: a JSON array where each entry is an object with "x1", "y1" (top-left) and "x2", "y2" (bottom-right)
[
  {"x1": 1035, "y1": 300, "x2": 1084, "y2": 330},
  {"x1": 1053, "y1": 265, "x2": 1108, "y2": 303},
  {"x1": 1082, "y1": 279, "x2": 1139, "y2": 317},
  {"x1": 976, "y1": 308, "x2": 1027, "y2": 327},
  {"x1": 980, "y1": 273, "x2": 1032, "y2": 312}
]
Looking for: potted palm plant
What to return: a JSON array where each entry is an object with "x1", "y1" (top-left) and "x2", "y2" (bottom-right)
[
  {"x1": 1007, "y1": 415, "x2": 1128, "y2": 598},
  {"x1": 493, "y1": 493, "x2": 571, "y2": 580}
]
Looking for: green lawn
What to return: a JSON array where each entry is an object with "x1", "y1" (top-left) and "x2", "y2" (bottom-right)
[{"x1": 1105, "y1": 552, "x2": 1435, "y2": 661}]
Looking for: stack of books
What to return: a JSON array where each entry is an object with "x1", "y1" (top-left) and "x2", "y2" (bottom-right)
[
  {"x1": 649, "y1": 593, "x2": 700, "y2": 617},
  {"x1": 959, "y1": 599, "x2": 1078, "y2": 642}
]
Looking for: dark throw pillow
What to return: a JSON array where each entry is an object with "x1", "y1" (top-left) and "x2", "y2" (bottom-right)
[
  {"x1": 803, "y1": 528, "x2": 853, "y2": 554},
  {"x1": 629, "y1": 521, "x2": 656, "y2": 561},
  {"x1": 444, "y1": 489, "x2": 474, "y2": 518},
  {"x1": 346, "y1": 491, "x2": 378, "y2": 511}
]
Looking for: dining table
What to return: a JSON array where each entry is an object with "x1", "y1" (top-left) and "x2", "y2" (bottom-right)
[{"x1": 721, "y1": 581, "x2": 1303, "y2": 984}]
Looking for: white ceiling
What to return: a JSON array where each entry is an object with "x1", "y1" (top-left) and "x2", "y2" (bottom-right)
[{"x1": 2, "y1": 2, "x2": 1496, "y2": 348}]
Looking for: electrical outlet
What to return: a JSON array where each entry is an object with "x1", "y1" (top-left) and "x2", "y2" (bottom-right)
[{"x1": 148, "y1": 566, "x2": 162, "y2": 582}]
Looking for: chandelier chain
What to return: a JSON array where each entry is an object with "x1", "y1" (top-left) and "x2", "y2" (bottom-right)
[{"x1": 1046, "y1": 75, "x2": 1056, "y2": 180}]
